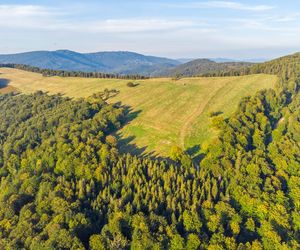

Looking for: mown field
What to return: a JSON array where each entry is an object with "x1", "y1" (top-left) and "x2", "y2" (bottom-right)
[{"x1": 0, "y1": 67, "x2": 277, "y2": 156}]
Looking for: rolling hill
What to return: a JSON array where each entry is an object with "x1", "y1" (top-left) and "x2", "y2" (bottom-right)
[
  {"x1": 0, "y1": 50, "x2": 181, "y2": 76},
  {"x1": 158, "y1": 58, "x2": 252, "y2": 77},
  {"x1": 0, "y1": 67, "x2": 277, "y2": 156}
]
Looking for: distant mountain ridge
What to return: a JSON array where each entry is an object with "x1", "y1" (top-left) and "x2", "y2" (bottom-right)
[
  {"x1": 0, "y1": 50, "x2": 181, "y2": 76},
  {"x1": 176, "y1": 58, "x2": 268, "y2": 64},
  {"x1": 157, "y1": 58, "x2": 253, "y2": 77},
  {"x1": 0, "y1": 50, "x2": 261, "y2": 77}
]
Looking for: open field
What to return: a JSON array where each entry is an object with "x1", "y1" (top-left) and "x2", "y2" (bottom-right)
[{"x1": 0, "y1": 67, "x2": 277, "y2": 156}]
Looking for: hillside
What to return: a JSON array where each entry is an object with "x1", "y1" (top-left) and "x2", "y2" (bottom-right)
[
  {"x1": 0, "y1": 67, "x2": 277, "y2": 156},
  {"x1": 158, "y1": 58, "x2": 252, "y2": 77},
  {"x1": 0, "y1": 50, "x2": 180, "y2": 76},
  {"x1": 1, "y1": 0, "x2": 300, "y2": 247},
  {"x1": 201, "y1": 52, "x2": 300, "y2": 82},
  {"x1": 0, "y1": 59, "x2": 299, "y2": 249},
  {"x1": 249, "y1": 52, "x2": 300, "y2": 80}
]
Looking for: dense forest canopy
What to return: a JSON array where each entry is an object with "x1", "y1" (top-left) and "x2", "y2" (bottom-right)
[
  {"x1": 159, "y1": 59, "x2": 252, "y2": 77},
  {"x1": 0, "y1": 53, "x2": 299, "y2": 249},
  {"x1": 201, "y1": 52, "x2": 300, "y2": 81}
]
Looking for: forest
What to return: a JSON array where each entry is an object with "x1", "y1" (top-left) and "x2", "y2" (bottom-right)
[
  {"x1": 0, "y1": 64, "x2": 149, "y2": 80},
  {"x1": 0, "y1": 54, "x2": 299, "y2": 249},
  {"x1": 200, "y1": 52, "x2": 300, "y2": 80}
]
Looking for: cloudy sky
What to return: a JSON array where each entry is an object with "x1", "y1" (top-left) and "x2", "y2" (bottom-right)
[{"x1": 1, "y1": 0, "x2": 300, "y2": 59}]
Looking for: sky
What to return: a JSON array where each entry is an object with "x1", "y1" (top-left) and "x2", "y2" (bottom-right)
[{"x1": 1, "y1": 0, "x2": 300, "y2": 59}]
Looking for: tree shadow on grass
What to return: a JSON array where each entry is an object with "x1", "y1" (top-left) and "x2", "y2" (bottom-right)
[
  {"x1": 0, "y1": 78, "x2": 18, "y2": 94},
  {"x1": 113, "y1": 102, "x2": 208, "y2": 163},
  {"x1": 117, "y1": 135, "x2": 148, "y2": 156},
  {"x1": 185, "y1": 144, "x2": 206, "y2": 166},
  {"x1": 0, "y1": 78, "x2": 9, "y2": 89},
  {"x1": 113, "y1": 103, "x2": 162, "y2": 159},
  {"x1": 186, "y1": 144, "x2": 200, "y2": 156},
  {"x1": 116, "y1": 133, "x2": 161, "y2": 159},
  {"x1": 113, "y1": 103, "x2": 146, "y2": 155}
]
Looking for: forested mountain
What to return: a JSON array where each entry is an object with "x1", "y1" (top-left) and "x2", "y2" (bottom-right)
[
  {"x1": 0, "y1": 50, "x2": 180, "y2": 76},
  {"x1": 0, "y1": 50, "x2": 262, "y2": 77},
  {"x1": 0, "y1": 52, "x2": 299, "y2": 249},
  {"x1": 202, "y1": 52, "x2": 300, "y2": 80},
  {"x1": 0, "y1": 50, "x2": 103, "y2": 72},
  {"x1": 158, "y1": 59, "x2": 252, "y2": 77},
  {"x1": 159, "y1": 53, "x2": 300, "y2": 78}
]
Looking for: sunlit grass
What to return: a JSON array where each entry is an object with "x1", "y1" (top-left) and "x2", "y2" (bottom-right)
[{"x1": 0, "y1": 67, "x2": 277, "y2": 156}]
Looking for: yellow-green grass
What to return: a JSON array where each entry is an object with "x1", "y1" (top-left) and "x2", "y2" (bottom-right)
[
  {"x1": 0, "y1": 67, "x2": 278, "y2": 156},
  {"x1": 0, "y1": 84, "x2": 17, "y2": 94}
]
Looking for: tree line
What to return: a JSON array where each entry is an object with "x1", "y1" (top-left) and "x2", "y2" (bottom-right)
[
  {"x1": 200, "y1": 52, "x2": 300, "y2": 82},
  {"x1": 0, "y1": 63, "x2": 149, "y2": 80},
  {"x1": 0, "y1": 53, "x2": 299, "y2": 249}
]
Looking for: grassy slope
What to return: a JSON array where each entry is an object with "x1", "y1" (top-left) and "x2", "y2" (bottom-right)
[{"x1": 0, "y1": 67, "x2": 277, "y2": 156}]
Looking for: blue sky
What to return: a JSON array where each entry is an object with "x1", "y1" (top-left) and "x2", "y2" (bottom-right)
[{"x1": 1, "y1": 0, "x2": 300, "y2": 59}]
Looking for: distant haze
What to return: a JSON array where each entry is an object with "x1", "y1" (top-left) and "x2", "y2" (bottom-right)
[
  {"x1": 0, "y1": 50, "x2": 259, "y2": 76},
  {"x1": 0, "y1": 50, "x2": 181, "y2": 76},
  {"x1": 1, "y1": 1, "x2": 300, "y2": 58}
]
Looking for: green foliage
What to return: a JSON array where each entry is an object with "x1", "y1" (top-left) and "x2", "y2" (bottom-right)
[
  {"x1": 0, "y1": 63, "x2": 149, "y2": 80},
  {"x1": 167, "y1": 59, "x2": 251, "y2": 77},
  {"x1": 169, "y1": 145, "x2": 185, "y2": 162},
  {"x1": 127, "y1": 82, "x2": 139, "y2": 87},
  {"x1": 172, "y1": 73, "x2": 183, "y2": 80},
  {"x1": 183, "y1": 210, "x2": 202, "y2": 233},
  {"x1": 208, "y1": 111, "x2": 222, "y2": 117},
  {"x1": 0, "y1": 56, "x2": 299, "y2": 249},
  {"x1": 202, "y1": 51, "x2": 300, "y2": 88},
  {"x1": 211, "y1": 115, "x2": 225, "y2": 129},
  {"x1": 2, "y1": 67, "x2": 277, "y2": 156}
]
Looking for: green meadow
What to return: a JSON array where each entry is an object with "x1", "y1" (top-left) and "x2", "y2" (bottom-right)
[{"x1": 0, "y1": 67, "x2": 277, "y2": 156}]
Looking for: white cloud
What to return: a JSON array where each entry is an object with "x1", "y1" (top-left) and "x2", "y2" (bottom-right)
[
  {"x1": 202, "y1": 1, "x2": 274, "y2": 11},
  {"x1": 0, "y1": 4, "x2": 56, "y2": 18},
  {"x1": 227, "y1": 14, "x2": 300, "y2": 32},
  {"x1": 1, "y1": 3, "x2": 299, "y2": 59},
  {"x1": 270, "y1": 13, "x2": 300, "y2": 23},
  {"x1": 0, "y1": 4, "x2": 202, "y2": 33},
  {"x1": 67, "y1": 19, "x2": 198, "y2": 33},
  {"x1": 0, "y1": 4, "x2": 60, "y2": 29},
  {"x1": 167, "y1": 1, "x2": 274, "y2": 11}
]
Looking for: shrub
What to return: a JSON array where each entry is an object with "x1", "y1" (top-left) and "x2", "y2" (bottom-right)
[
  {"x1": 127, "y1": 82, "x2": 138, "y2": 87},
  {"x1": 208, "y1": 111, "x2": 223, "y2": 117}
]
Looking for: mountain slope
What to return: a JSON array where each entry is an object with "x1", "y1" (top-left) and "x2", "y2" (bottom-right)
[
  {"x1": 0, "y1": 50, "x2": 180, "y2": 75},
  {"x1": 204, "y1": 51, "x2": 300, "y2": 79},
  {"x1": 0, "y1": 50, "x2": 106, "y2": 72},
  {"x1": 0, "y1": 51, "x2": 299, "y2": 249},
  {"x1": 86, "y1": 51, "x2": 180, "y2": 75},
  {"x1": 0, "y1": 67, "x2": 277, "y2": 155},
  {"x1": 158, "y1": 58, "x2": 252, "y2": 76}
]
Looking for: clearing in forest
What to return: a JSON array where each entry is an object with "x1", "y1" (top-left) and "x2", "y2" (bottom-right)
[{"x1": 0, "y1": 67, "x2": 277, "y2": 156}]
